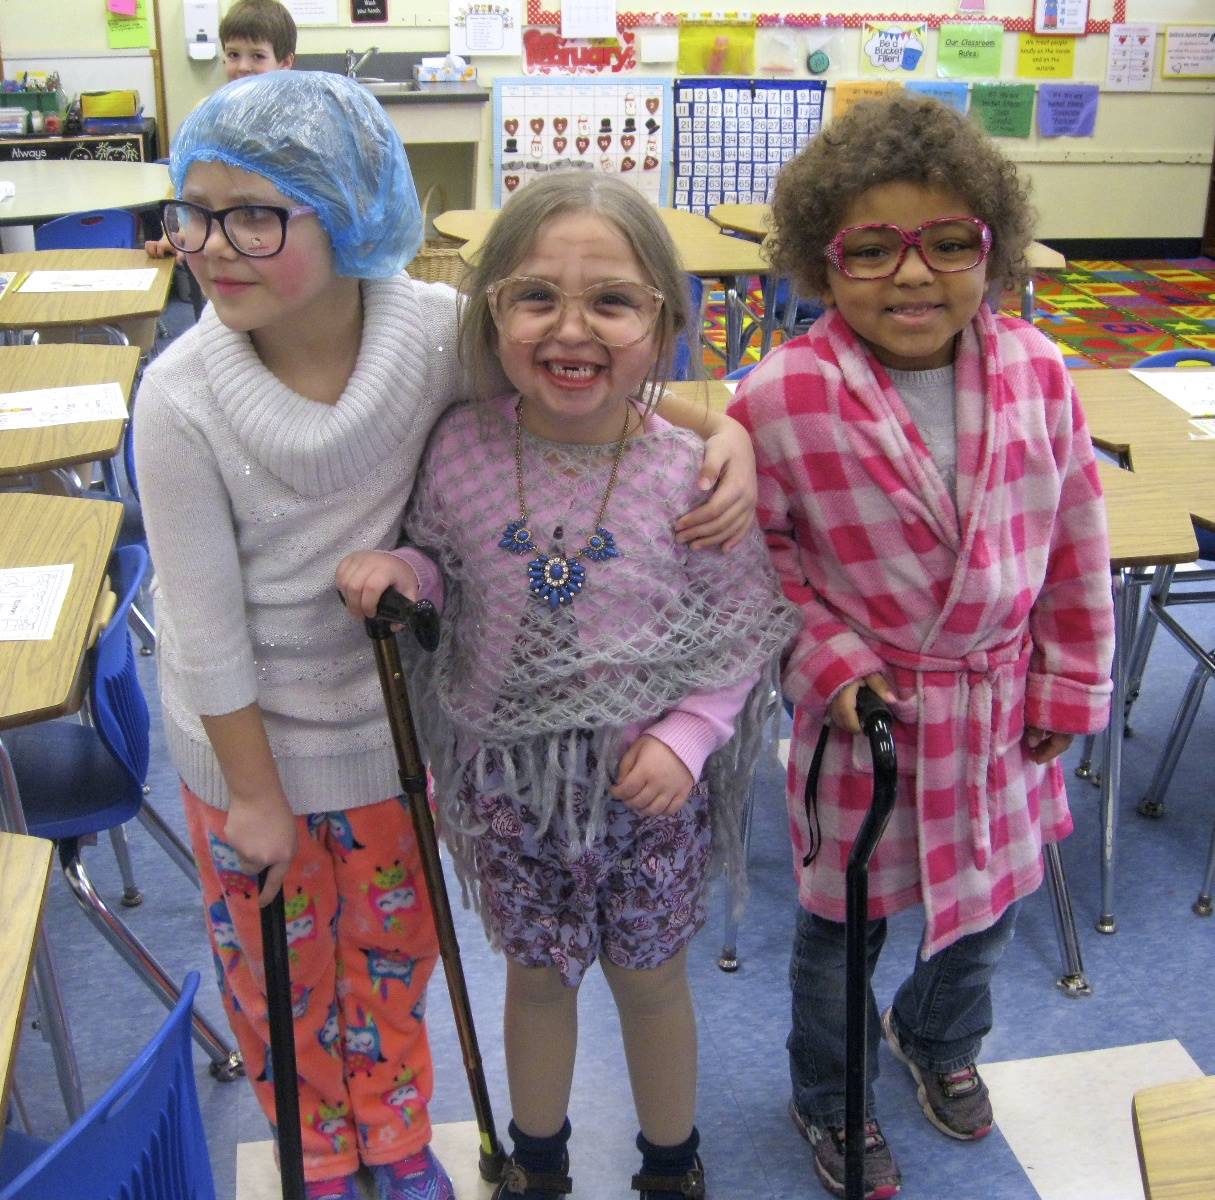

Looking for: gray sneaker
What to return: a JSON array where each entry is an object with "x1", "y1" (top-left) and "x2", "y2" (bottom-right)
[
  {"x1": 881, "y1": 1008, "x2": 993, "y2": 1141},
  {"x1": 789, "y1": 1101, "x2": 902, "y2": 1199}
]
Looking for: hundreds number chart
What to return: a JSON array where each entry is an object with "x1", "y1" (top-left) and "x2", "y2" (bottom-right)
[
  {"x1": 493, "y1": 78, "x2": 672, "y2": 205},
  {"x1": 673, "y1": 79, "x2": 825, "y2": 214}
]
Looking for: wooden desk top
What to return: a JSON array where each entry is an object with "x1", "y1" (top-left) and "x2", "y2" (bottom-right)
[
  {"x1": 1074, "y1": 369, "x2": 1215, "y2": 531},
  {"x1": 0, "y1": 159, "x2": 171, "y2": 227},
  {"x1": 0, "y1": 492, "x2": 122, "y2": 730},
  {"x1": 437, "y1": 208, "x2": 769, "y2": 278},
  {"x1": 0, "y1": 248, "x2": 174, "y2": 329},
  {"x1": 663, "y1": 378, "x2": 733, "y2": 414},
  {"x1": 0, "y1": 831, "x2": 53, "y2": 1131},
  {"x1": 709, "y1": 203, "x2": 769, "y2": 240},
  {"x1": 1133, "y1": 1076, "x2": 1215, "y2": 1199},
  {"x1": 0, "y1": 344, "x2": 140, "y2": 477}
]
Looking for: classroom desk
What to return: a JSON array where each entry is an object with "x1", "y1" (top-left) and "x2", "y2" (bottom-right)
[
  {"x1": 435, "y1": 207, "x2": 770, "y2": 373},
  {"x1": 0, "y1": 159, "x2": 171, "y2": 228},
  {"x1": 0, "y1": 831, "x2": 54, "y2": 1136},
  {"x1": 0, "y1": 343, "x2": 140, "y2": 481},
  {"x1": 0, "y1": 248, "x2": 174, "y2": 351},
  {"x1": 0, "y1": 490, "x2": 123, "y2": 1120},
  {"x1": 1132, "y1": 1076, "x2": 1215, "y2": 1199},
  {"x1": 1068, "y1": 369, "x2": 1215, "y2": 935}
]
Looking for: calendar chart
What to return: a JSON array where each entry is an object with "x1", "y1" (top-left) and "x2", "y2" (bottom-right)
[
  {"x1": 493, "y1": 78, "x2": 673, "y2": 206},
  {"x1": 672, "y1": 79, "x2": 825, "y2": 214}
]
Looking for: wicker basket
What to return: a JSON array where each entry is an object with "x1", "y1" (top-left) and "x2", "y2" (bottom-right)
[
  {"x1": 405, "y1": 243, "x2": 466, "y2": 286},
  {"x1": 406, "y1": 182, "x2": 468, "y2": 286}
]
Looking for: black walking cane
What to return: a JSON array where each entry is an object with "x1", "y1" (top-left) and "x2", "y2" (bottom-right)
[
  {"x1": 844, "y1": 687, "x2": 898, "y2": 1200},
  {"x1": 356, "y1": 587, "x2": 507, "y2": 1183},
  {"x1": 258, "y1": 875, "x2": 307, "y2": 1200}
]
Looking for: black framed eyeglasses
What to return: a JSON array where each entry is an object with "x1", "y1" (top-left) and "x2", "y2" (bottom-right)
[
  {"x1": 159, "y1": 199, "x2": 317, "y2": 259},
  {"x1": 825, "y1": 216, "x2": 993, "y2": 281}
]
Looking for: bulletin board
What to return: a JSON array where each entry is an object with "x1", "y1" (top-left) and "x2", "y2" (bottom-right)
[
  {"x1": 492, "y1": 78, "x2": 673, "y2": 206},
  {"x1": 671, "y1": 79, "x2": 825, "y2": 215}
]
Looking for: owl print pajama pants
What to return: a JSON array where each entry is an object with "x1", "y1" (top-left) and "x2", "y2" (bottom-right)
[{"x1": 185, "y1": 786, "x2": 440, "y2": 1182}]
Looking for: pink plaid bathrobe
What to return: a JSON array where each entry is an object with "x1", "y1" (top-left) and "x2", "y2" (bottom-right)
[{"x1": 730, "y1": 306, "x2": 1115, "y2": 956}]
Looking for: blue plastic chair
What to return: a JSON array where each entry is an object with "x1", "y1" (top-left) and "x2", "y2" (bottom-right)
[
  {"x1": 724, "y1": 363, "x2": 755, "y2": 381},
  {"x1": 1132, "y1": 348, "x2": 1215, "y2": 369},
  {"x1": 33, "y1": 209, "x2": 138, "y2": 251},
  {"x1": 0, "y1": 973, "x2": 215, "y2": 1200},
  {"x1": 2, "y1": 545, "x2": 238, "y2": 1078}
]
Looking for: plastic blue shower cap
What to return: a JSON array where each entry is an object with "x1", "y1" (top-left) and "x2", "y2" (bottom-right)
[{"x1": 170, "y1": 71, "x2": 422, "y2": 278}]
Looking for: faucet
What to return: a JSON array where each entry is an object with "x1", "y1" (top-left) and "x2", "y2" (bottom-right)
[{"x1": 345, "y1": 46, "x2": 379, "y2": 79}]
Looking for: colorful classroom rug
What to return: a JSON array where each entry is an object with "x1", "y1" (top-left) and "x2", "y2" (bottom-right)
[{"x1": 700, "y1": 257, "x2": 1215, "y2": 375}]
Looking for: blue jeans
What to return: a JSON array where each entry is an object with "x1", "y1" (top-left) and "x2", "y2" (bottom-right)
[{"x1": 787, "y1": 902, "x2": 1020, "y2": 1127}]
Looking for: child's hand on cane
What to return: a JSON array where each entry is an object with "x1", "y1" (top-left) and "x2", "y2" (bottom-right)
[{"x1": 337, "y1": 550, "x2": 422, "y2": 619}]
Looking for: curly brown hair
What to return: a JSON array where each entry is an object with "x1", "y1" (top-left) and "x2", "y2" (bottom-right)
[{"x1": 769, "y1": 93, "x2": 1035, "y2": 297}]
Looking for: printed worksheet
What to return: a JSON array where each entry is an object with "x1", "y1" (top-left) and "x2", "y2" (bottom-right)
[
  {"x1": 0, "y1": 563, "x2": 73, "y2": 641},
  {"x1": 1129, "y1": 368, "x2": 1215, "y2": 418},
  {"x1": 18, "y1": 269, "x2": 158, "y2": 293},
  {"x1": 0, "y1": 382, "x2": 128, "y2": 432}
]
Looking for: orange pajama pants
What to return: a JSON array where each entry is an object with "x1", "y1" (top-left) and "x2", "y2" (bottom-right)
[{"x1": 185, "y1": 785, "x2": 440, "y2": 1181}]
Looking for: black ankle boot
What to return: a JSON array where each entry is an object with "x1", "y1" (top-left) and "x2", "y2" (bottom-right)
[
  {"x1": 492, "y1": 1119, "x2": 573, "y2": 1198},
  {"x1": 631, "y1": 1128, "x2": 705, "y2": 1198}
]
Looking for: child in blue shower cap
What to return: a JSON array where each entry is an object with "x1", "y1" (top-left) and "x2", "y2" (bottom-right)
[{"x1": 134, "y1": 68, "x2": 760, "y2": 1200}]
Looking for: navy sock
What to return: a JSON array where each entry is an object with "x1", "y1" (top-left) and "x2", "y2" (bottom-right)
[
  {"x1": 508, "y1": 1118, "x2": 570, "y2": 1196},
  {"x1": 636, "y1": 1127, "x2": 700, "y2": 1199}
]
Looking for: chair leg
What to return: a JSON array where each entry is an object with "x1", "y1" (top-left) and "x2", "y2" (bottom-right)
[
  {"x1": 1195, "y1": 820, "x2": 1215, "y2": 917},
  {"x1": 128, "y1": 602, "x2": 156, "y2": 656},
  {"x1": 1137, "y1": 660, "x2": 1210, "y2": 819},
  {"x1": 1043, "y1": 842, "x2": 1091, "y2": 996},
  {"x1": 717, "y1": 776, "x2": 756, "y2": 973},
  {"x1": 1122, "y1": 566, "x2": 1171, "y2": 732},
  {"x1": 29, "y1": 935, "x2": 86, "y2": 1119},
  {"x1": 106, "y1": 823, "x2": 144, "y2": 907},
  {"x1": 58, "y1": 846, "x2": 243, "y2": 1081},
  {"x1": 136, "y1": 798, "x2": 201, "y2": 889}
]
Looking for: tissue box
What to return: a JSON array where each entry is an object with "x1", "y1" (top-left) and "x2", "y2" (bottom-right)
[
  {"x1": 80, "y1": 90, "x2": 141, "y2": 119},
  {"x1": 413, "y1": 63, "x2": 477, "y2": 82}
]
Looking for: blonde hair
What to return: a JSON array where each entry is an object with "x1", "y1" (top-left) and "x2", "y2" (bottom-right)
[{"x1": 457, "y1": 174, "x2": 694, "y2": 402}]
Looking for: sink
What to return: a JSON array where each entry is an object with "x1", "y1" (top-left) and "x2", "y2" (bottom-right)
[{"x1": 362, "y1": 80, "x2": 422, "y2": 96}]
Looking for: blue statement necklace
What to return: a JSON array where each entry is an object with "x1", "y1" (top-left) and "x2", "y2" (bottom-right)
[{"x1": 498, "y1": 399, "x2": 627, "y2": 611}]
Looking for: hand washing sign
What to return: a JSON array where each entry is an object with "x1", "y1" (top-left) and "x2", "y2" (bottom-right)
[{"x1": 860, "y1": 23, "x2": 927, "y2": 76}]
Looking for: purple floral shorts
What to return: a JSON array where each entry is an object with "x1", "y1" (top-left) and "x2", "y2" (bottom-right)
[{"x1": 462, "y1": 753, "x2": 712, "y2": 988}]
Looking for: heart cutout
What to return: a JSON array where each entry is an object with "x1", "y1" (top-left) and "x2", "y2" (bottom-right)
[
  {"x1": 643, "y1": 155, "x2": 658, "y2": 170},
  {"x1": 554, "y1": 116, "x2": 568, "y2": 133},
  {"x1": 504, "y1": 118, "x2": 519, "y2": 135},
  {"x1": 553, "y1": 136, "x2": 567, "y2": 153},
  {"x1": 505, "y1": 174, "x2": 520, "y2": 191},
  {"x1": 597, "y1": 133, "x2": 611, "y2": 151},
  {"x1": 621, "y1": 134, "x2": 635, "y2": 151},
  {"x1": 620, "y1": 156, "x2": 635, "y2": 171},
  {"x1": 645, "y1": 97, "x2": 659, "y2": 113},
  {"x1": 576, "y1": 136, "x2": 590, "y2": 154},
  {"x1": 530, "y1": 117, "x2": 544, "y2": 133}
]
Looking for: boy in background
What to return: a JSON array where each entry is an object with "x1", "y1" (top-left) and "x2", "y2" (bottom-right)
[{"x1": 145, "y1": 0, "x2": 296, "y2": 260}]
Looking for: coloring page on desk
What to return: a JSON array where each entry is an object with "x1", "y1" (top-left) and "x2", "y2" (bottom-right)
[
  {"x1": 672, "y1": 79, "x2": 824, "y2": 215},
  {"x1": 18, "y1": 268, "x2": 158, "y2": 293},
  {"x1": 494, "y1": 78, "x2": 671, "y2": 205},
  {"x1": 0, "y1": 273, "x2": 17, "y2": 302},
  {"x1": 0, "y1": 382, "x2": 127, "y2": 432},
  {"x1": 0, "y1": 563, "x2": 72, "y2": 642}
]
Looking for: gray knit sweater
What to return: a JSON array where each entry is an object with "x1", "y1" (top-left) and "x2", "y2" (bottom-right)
[{"x1": 134, "y1": 274, "x2": 466, "y2": 815}]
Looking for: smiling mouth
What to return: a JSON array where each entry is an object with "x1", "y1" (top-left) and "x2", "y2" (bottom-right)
[
  {"x1": 886, "y1": 302, "x2": 942, "y2": 316},
  {"x1": 544, "y1": 361, "x2": 603, "y2": 379}
]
